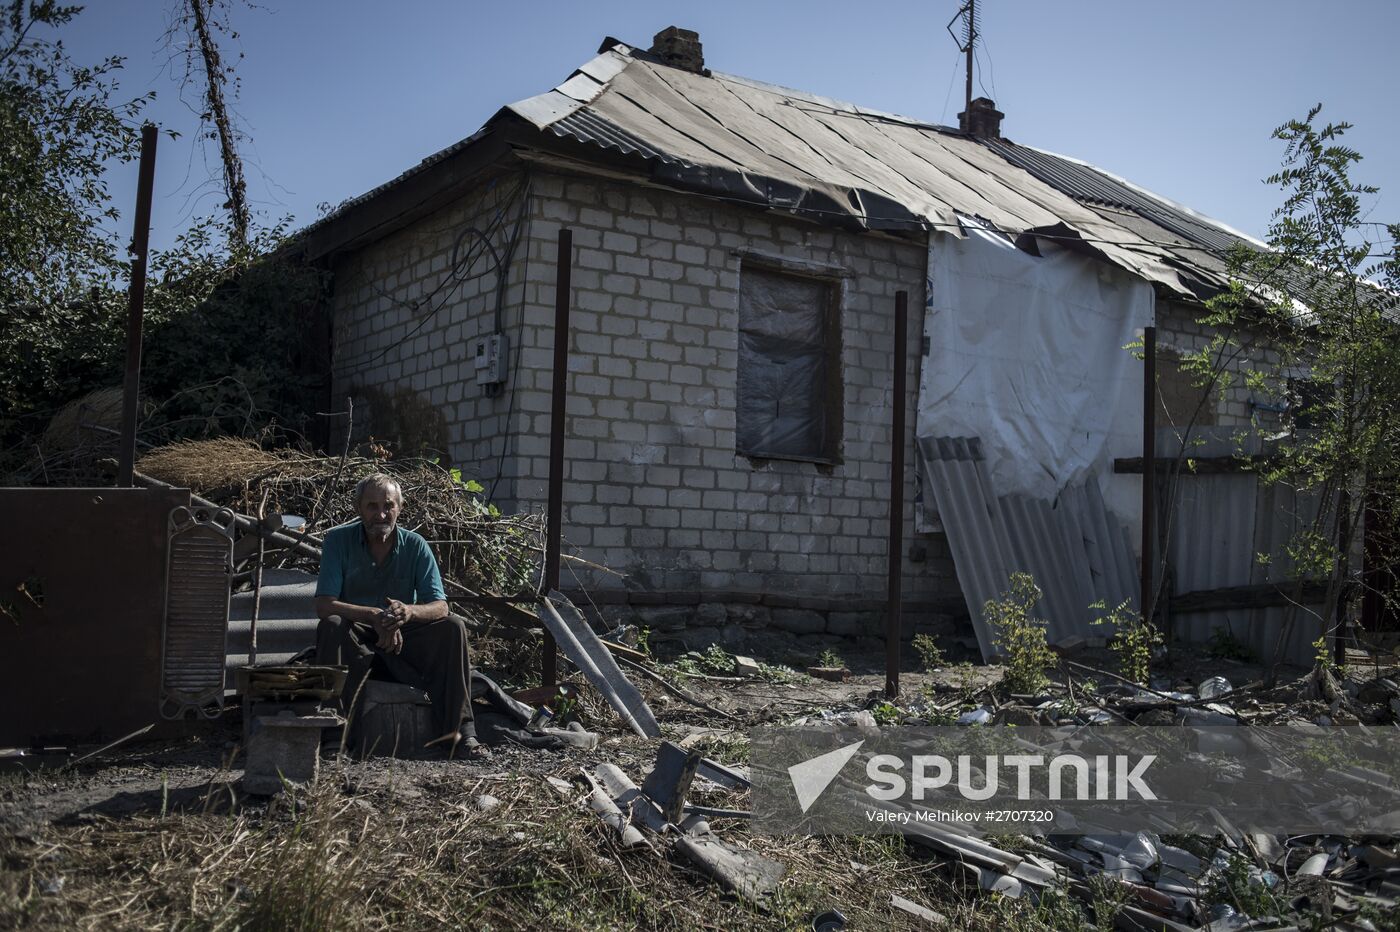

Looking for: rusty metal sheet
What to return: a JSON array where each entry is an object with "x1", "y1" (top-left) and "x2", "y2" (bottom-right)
[
  {"x1": 0, "y1": 487, "x2": 189, "y2": 746},
  {"x1": 161, "y1": 505, "x2": 234, "y2": 718}
]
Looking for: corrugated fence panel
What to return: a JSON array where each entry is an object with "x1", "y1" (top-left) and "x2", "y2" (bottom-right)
[
  {"x1": 1156, "y1": 427, "x2": 1322, "y2": 668},
  {"x1": 227, "y1": 568, "x2": 321, "y2": 673}
]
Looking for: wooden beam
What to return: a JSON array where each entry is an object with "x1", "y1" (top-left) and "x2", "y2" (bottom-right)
[
  {"x1": 1114, "y1": 454, "x2": 1274, "y2": 475},
  {"x1": 1170, "y1": 580, "x2": 1328, "y2": 613}
]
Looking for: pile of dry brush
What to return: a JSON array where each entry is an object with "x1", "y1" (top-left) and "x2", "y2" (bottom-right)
[{"x1": 137, "y1": 438, "x2": 543, "y2": 599}]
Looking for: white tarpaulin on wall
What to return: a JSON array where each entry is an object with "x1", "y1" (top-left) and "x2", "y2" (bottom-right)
[
  {"x1": 917, "y1": 219, "x2": 1153, "y2": 656},
  {"x1": 920, "y1": 218, "x2": 1154, "y2": 508}
]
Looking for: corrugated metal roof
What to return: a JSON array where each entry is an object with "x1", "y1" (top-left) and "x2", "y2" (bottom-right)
[
  {"x1": 489, "y1": 42, "x2": 1272, "y2": 298},
  {"x1": 550, "y1": 110, "x2": 681, "y2": 164},
  {"x1": 982, "y1": 141, "x2": 1254, "y2": 257},
  {"x1": 305, "y1": 38, "x2": 1279, "y2": 300}
]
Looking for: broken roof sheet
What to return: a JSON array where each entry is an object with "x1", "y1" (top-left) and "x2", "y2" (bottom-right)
[
  {"x1": 311, "y1": 38, "x2": 1272, "y2": 301},
  {"x1": 495, "y1": 41, "x2": 1268, "y2": 298}
]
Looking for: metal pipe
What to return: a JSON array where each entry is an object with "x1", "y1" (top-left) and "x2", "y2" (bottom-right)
[
  {"x1": 886, "y1": 291, "x2": 909, "y2": 699},
  {"x1": 543, "y1": 228, "x2": 573, "y2": 687},
  {"x1": 117, "y1": 124, "x2": 158, "y2": 487},
  {"x1": 249, "y1": 488, "x2": 269, "y2": 667},
  {"x1": 1141, "y1": 325, "x2": 1157, "y2": 625}
]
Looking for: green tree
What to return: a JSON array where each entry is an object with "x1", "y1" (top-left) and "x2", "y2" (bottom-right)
[
  {"x1": 1188, "y1": 106, "x2": 1400, "y2": 672},
  {"x1": 0, "y1": 1, "x2": 152, "y2": 444}
]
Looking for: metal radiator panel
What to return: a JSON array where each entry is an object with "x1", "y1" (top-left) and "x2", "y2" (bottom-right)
[{"x1": 162, "y1": 506, "x2": 234, "y2": 718}]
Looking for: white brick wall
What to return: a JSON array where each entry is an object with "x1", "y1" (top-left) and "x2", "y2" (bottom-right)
[
  {"x1": 332, "y1": 167, "x2": 956, "y2": 602},
  {"x1": 507, "y1": 171, "x2": 953, "y2": 601},
  {"x1": 329, "y1": 173, "x2": 532, "y2": 510}
]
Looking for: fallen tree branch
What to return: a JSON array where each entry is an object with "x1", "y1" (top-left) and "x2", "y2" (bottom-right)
[{"x1": 616, "y1": 656, "x2": 738, "y2": 722}]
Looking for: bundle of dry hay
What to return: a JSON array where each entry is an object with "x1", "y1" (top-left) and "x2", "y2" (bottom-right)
[
  {"x1": 8, "y1": 387, "x2": 129, "y2": 484},
  {"x1": 138, "y1": 438, "x2": 542, "y2": 598},
  {"x1": 40, "y1": 387, "x2": 125, "y2": 453}
]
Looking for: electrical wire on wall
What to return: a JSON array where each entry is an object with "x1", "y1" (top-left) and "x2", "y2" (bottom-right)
[
  {"x1": 332, "y1": 174, "x2": 531, "y2": 377},
  {"x1": 486, "y1": 173, "x2": 534, "y2": 507}
]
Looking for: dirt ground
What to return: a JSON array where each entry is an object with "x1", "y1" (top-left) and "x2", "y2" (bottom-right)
[{"x1": 1, "y1": 641, "x2": 1396, "y2": 931}]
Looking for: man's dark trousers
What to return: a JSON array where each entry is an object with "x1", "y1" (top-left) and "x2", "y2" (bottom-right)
[{"x1": 315, "y1": 614, "x2": 474, "y2": 741}]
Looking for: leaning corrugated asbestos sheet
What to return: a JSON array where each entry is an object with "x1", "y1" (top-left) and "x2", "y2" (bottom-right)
[{"x1": 919, "y1": 438, "x2": 1139, "y2": 660}]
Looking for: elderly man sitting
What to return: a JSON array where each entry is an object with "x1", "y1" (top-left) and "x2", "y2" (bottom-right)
[{"x1": 314, "y1": 473, "x2": 479, "y2": 756}]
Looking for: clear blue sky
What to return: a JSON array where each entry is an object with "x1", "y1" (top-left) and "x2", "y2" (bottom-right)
[{"x1": 63, "y1": 1, "x2": 1400, "y2": 253}]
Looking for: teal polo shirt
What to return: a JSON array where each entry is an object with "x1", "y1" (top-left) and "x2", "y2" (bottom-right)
[{"x1": 315, "y1": 520, "x2": 447, "y2": 609}]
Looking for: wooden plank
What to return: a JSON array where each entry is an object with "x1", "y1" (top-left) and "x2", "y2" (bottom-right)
[
  {"x1": 1114, "y1": 454, "x2": 1274, "y2": 474},
  {"x1": 1170, "y1": 580, "x2": 1328, "y2": 613}
]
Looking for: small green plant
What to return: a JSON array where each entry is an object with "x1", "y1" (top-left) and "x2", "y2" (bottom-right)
[
  {"x1": 758, "y1": 661, "x2": 802, "y2": 684},
  {"x1": 951, "y1": 660, "x2": 977, "y2": 692},
  {"x1": 1203, "y1": 851, "x2": 1282, "y2": 919},
  {"x1": 1206, "y1": 626, "x2": 1256, "y2": 663},
  {"x1": 869, "y1": 702, "x2": 901, "y2": 726},
  {"x1": 1357, "y1": 901, "x2": 1400, "y2": 932},
  {"x1": 816, "y1": 648, "x2": 844, "y2": 668},
  {"x1": 700, "y1": 643, "x2": 730, "y2": 672},
  {"x1": 911, "y1": 633, "x2": 945, "y2": 672},
  {"x1": 635, "y1": 627, "x2": 650, "y2": 656},
  {"x1": 986, "y1": 573, "x2": 1056, "y2": 696},
  {"x1": 1086, "y1": 873, "x2": 1132, "y2": 929},
  {"x1": 1312, "y1": 634, "x2": 1342, "y2": 676},
  {"x1": 1092, "y1": 599, "x2": 1160, "y2": 686},
  {"x1": 988, "y1": 885, "x2": 1092, "y2": 932}
]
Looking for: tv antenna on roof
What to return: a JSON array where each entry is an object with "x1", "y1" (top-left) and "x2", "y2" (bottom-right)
[{"x1": 946, "y1": 0, "x2": 979, "y2": 121}]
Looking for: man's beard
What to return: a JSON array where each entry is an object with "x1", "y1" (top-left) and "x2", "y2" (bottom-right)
[{"x1": 366, "y1": 521, "x2": 394, "y2": 541}]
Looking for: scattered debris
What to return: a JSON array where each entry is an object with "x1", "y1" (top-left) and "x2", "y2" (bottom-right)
[
  {"x1": 732, "y1": 655, "x2": 763, "y2": 678},
  {"x1": 674, "y1": 834, "x2": 785, "y2": 902},
  {"x1": 540, "y1": 591, "x2": 660, "y2": 738},
  {"x1": 890, "y1": 893, "x2": 947, "y2": 924}
]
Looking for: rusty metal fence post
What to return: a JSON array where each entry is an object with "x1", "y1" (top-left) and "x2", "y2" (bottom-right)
[
  {"x1": 1141, "y1": 325, "x2": 1157, "y2": 626},
  {"x1": 542, "y1": 228, "x2": 573, "y2": 687},
  {"x1": 886, "y1": 291, "x2": 909, "y2": 698},
  {"x1": 117, "y1": 124, "x2": 159, "y2": 487}
]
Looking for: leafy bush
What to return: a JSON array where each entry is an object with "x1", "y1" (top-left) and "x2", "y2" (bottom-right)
[
  {"x1": 986, "y1": 573, "x2": 1056, "y2": 696},
  {"x1": 1092, "y1": 599, "x2": 1160, "y2": 686},
  {"x1": 912, "y1": 633, "x2": 945, "y2": 672}
]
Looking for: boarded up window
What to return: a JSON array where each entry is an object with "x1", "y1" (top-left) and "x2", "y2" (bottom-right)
[{"x1": 736, "y1": 267, "x2": 840, "y2": 460}]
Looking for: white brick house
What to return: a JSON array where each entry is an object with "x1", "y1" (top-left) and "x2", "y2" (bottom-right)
[{"x1": 301, "y1": 29, "x2": 1286, "y2": 652}]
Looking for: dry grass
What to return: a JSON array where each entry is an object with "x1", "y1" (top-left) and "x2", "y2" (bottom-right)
[
  {"x1": 0, "y1": 760, "x2": 987, "y2": 931},
  {"x1": 137, "y1": 438, "x2": 290, "y2": 493}
]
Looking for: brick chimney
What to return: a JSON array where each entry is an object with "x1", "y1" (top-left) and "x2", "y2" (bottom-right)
[
  {"x1": 650, "y1": 26, "x2": 705, "y2": 74},
  {"x1": 958, "y1": 97, "x2": 1004, "y2": 139}
]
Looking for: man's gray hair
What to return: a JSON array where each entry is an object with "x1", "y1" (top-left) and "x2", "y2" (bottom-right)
[{"x1": 354, "y1": 473, "x2": 403, "y2": 507}]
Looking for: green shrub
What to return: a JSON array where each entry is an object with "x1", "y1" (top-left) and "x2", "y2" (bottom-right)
[
  {"x1": 986, "y1": 573, "x2": 1055, "y2": 695},
  {"x1": 1092, "y1": 599, "x2": 1160, "y2": 686},
  {"x1": 911, "y1": 633, "x2": 945, "y2": 673}
]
